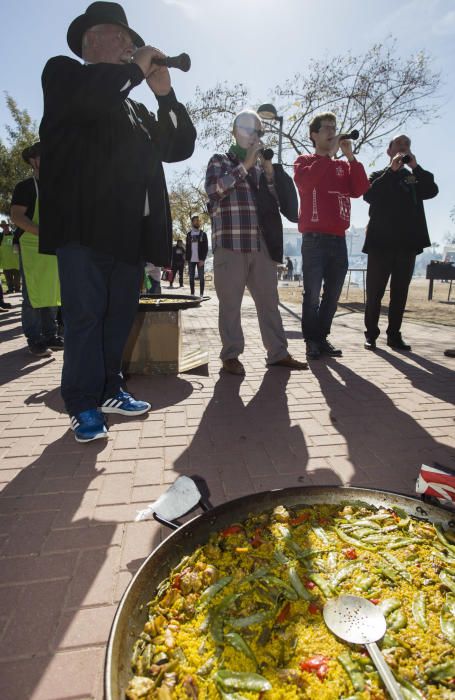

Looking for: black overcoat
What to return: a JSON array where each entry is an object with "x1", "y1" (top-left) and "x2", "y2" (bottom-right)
[{"x1": 39, "y1": 56, "x2": 196, "y2": 266}]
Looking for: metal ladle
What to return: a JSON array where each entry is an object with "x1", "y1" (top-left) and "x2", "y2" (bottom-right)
[{"x1": 323, "y1": 595, "x2": 404, "y2": 700}]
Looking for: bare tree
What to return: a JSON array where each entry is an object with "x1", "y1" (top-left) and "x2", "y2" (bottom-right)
[
  {"x1": 187, "y1": 40, "x2": 440, "y2": 165},
  {"x1": 168, "y1": 168, "x2": 210, "y2": 240}
]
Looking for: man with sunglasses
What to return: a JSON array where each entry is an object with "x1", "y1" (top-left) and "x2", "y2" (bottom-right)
[{"x1": 205, "y1": 110, "x2": 307, "y2": 375}]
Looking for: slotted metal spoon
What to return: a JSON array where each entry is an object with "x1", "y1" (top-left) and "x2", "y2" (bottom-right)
[{"x1": 323, "y1": 595, "x2": 404, "y2": 700}]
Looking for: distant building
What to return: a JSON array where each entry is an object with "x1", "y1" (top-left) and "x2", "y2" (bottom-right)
[
  {"x1": 283, "y1": 228, "x2": 302, "y2": 274},
  {"x1": 442, "y1": 245, "x2": 455, "y2": 263}
]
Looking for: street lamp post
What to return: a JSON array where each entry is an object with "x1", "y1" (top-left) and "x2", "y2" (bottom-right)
[{"x1": 257, "y1": 103, "x2": 284, "y2": 164}]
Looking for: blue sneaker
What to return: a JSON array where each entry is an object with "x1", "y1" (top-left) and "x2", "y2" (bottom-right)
[
  {"x1": 100, "y1": 390, "x2": 151, "y2": 416},
  {"x1": 70, "y1": 409, "x2": 108, "y2": 443}
]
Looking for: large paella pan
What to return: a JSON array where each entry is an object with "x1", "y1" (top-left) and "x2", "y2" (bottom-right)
[{"x1": 105, "y1": 486, "x2": 455, "y2": 700}]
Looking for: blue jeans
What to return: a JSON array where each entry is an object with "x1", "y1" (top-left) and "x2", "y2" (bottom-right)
[
  {"x1": 56, "y1": 243, "x2": 143, "y2": 416},
  {"x1": 301, "y1": 233, "x2": 348, "y2": 342},
  {"x1": 20, "y1": 259, "x2": 58, "y2": 345}
]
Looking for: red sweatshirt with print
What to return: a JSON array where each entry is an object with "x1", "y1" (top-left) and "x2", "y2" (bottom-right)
[{"x1": 294, "y1": 154, "x2": 369, "y2": 236}]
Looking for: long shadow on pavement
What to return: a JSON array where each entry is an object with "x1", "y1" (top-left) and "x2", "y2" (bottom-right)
[
  {"x1": 0, "y1": 427, "x2": 166, "y2": 699},
  {"x1": 173, "y1": 369, "x2": 321, "y2": 504},
  {"x1": 310, "y1": 359, "x2": 454, "y2": 495},
  {"x1": 373, "y1": 348, "x2": 455, "y2": 406},
  {"x1": 0, "y1": 347, "x2": 56, "y2": 390}
]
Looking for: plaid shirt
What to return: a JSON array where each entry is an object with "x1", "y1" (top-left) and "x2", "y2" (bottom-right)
[{"x1": 205, "y1": 152, "x2": 277, "y2": 253}]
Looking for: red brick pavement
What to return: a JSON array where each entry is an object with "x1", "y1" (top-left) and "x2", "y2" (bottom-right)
[{"x1": 0, "y1": 290, "x2": 454, "y2": 699}]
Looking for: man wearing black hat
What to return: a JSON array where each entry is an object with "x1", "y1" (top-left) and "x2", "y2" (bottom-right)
[{"x1": 38, "y1": 2, "x2": 196, "y2": 442}]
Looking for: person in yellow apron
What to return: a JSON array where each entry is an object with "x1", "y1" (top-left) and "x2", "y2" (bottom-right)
[
  {"x1": 0, "y1": 221, "x2": 20, "y2": 293},
  {"x1": 10, "y1": 143, "x2": 62, "y2": 357}
]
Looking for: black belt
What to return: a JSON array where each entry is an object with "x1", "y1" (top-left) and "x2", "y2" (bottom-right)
[{"x1": 303, "y1": 232, "x2": 343, "y2": 240}]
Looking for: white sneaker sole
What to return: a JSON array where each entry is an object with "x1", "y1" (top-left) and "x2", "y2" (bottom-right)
[
  {"x1": 74, "y1": 431, "x2": 108, "y2": 443},
  {"x1": 100, "y1": 406, "x2": 151, "y2": 416}
]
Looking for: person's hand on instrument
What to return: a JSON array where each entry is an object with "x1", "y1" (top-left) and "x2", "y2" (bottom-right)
[
  {"x1": 243, "y1": 143, "x2": 263, "y2": 171},
  {"x1": 258, "y1": 152, "x2": 274, "y2": 182},
  {"x1": 339, "y1": 137, "x2": 355, "y2": 162},
  {"x1": 132, "y1": 46, "x2": 171, "y2": 96},
  {"x1": 390, "y1": 153, "x2": 405, "y2": 172}
]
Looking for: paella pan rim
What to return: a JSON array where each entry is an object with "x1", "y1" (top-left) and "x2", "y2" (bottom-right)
[
  {"x1": 104, "y1": 484, "x2": 453, "y2": 700},
  {"x1": 138, "y1": 293, "x2": 210, "y2": 312}
]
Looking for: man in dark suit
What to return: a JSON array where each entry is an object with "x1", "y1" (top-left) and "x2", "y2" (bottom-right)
[
  {"x1": 39, "y1": 2, "x2": 196, "y2": 442},
  {"x1": 363, "y1": 134, "x2": 438, "y2": 351}
]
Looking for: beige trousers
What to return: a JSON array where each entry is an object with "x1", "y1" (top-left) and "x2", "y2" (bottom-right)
[{"x1": 214, "y1": 244, "x2": 288, "y2": 364}]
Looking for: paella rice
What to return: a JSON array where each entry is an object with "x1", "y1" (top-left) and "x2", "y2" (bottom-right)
[{"x1": 126, "y1": 502, "x2": 455, "y2": 699}]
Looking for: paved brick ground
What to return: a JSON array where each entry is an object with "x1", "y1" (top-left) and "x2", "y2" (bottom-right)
[{"x1": 0, "y1": 289, "x2": 454, "y2": 699}]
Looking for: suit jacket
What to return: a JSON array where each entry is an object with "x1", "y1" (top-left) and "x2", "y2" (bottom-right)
[
  {"x1": 363, "y1": 165, "x2": 438, "y2": 255},
  {"x1": 38, "y1": 56, "x2": 196, "y2": 266}
]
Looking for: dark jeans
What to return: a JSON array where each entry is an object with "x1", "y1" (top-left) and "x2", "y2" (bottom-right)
[
  {"x1": 189, "y1": 262, "x2": 204, "y2": 296},
  {"x1": 301, "y1": 233, "x2": 348, "y2": 341},
  {"x1": 171, "y1": 264, "x2": 184, "y2": 286},
  {"x1": 20, "y1": 259, "x2": 58, "y2": 345},
  {"x1": 4, "y1": 269, "x2": 21, "y2": 292},
  {"x1": 364, "y1": 250, "x2": 416, "y2": 340},
  {"x1": 56, "y1": 243, "x2": 143, "y2": 416}
]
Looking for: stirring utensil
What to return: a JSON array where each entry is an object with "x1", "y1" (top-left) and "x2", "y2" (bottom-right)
[{"x1": 323, "y1": 595, "x2": 404, "y2": 700}]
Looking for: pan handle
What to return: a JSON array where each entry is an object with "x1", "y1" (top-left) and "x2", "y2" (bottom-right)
[
  {"x1": 153, "y1": 513, "x2": 181, "y2": 530},
  {"x1": 152, "y1": 476, "x2": 213, "y2": 531}
]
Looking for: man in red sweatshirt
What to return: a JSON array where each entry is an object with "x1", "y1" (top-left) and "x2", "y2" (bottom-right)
[{"x1": 294, "y1": 112, "x2": 369, "y2": 359}]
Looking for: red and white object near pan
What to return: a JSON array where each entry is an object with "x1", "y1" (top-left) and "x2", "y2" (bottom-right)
[{"x1": 416, "y1": 463, "x2": 455, "y2": 510}]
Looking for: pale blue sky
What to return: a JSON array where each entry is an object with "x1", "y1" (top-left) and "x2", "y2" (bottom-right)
[{"x1": 1, "y1": 0, "x2": 454, "y2": 243}]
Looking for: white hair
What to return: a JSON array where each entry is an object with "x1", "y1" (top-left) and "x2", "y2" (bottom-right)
[{"x1": 233, "y1": 110, "x2": 262, "y2": 131}]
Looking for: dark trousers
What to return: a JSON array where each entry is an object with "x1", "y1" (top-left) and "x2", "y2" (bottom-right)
[
  {"x1": 189, "y1": 261, "x2": 204, "y2": 296},
  {"x1": 4, "y1": 269, "x2": 21, "y2": 292},
  {"x1": 20, "y1": 259, "x2": 58, "y2": 345},
  {"x1": 171, "y1": 263, "x2": 184, "y2": 286},
  {"x1": 56, "y1": 243, "x2": 143, "y2": 416},
  {"x1": 364, "y1": 250, "x2": 416, "y2": 340},
  {"x1": 301, "y1": 233, "x2": 348, "y2": 341}
]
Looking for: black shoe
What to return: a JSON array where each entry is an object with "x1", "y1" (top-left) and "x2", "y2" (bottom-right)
[
  {"x1": 306, "y1": 340, "x2": 321, "y2": 359},
  {"x1": 319, "y1": 338, "x2": 342, "y2": 357},
  {"x1": 387, "y1": 334, "x2": 411, "y2": 351},
  {"x1": 45, "y1": 336, "x2": 64, "y2": 350},
  {"x1": 28, "y1": 343, "x2": 53, "y2": 358},
  {"x1": 364, "y1": 337, "x2": 376, "y2": 350}
]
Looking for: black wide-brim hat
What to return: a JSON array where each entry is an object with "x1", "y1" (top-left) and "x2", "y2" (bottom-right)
[{"x1": 67, "y1": 2, "x2": 145, "y2": 58}]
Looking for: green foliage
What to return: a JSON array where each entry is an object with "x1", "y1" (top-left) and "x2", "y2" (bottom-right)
[{"x1": 0, "y1": 93, "x2": 39, "y2": 216}]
